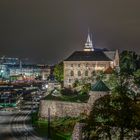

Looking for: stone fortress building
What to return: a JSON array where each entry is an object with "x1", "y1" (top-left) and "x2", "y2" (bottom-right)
[
  {"x1": 63, "y1": 32, "x2": 119, "y2": 87},
  {"x1": 39, "y1": 80, "x2": 110, "y2": 119}
]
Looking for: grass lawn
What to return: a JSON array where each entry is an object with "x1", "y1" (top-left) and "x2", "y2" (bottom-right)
[{"x1": 31, "y1": 113, "x2": 78, "y2": 140}]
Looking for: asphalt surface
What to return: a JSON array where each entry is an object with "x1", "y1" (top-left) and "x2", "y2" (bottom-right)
[
  {"x1": 0, "y1": 111, "x2": 14, "y2": 140},
  {"x1": 0, "y1": 101, "x2": 46, "y2": 140}
]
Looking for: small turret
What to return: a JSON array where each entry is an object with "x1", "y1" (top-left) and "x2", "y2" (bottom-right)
[{"x1": 88, "y1": 80, "x2": 110, "y2": 105}]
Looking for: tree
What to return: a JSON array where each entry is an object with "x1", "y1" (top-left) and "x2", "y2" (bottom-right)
[
  {"x1": 85, "y1": 70, "x2": 140, "y2": 140},
  {"x1": 133, "y1": 69, "x2": 140, "y2": 86},
  {"x1": 86, "y1": 94, "x2": 140, "y2": 140},
  {"x1": 91, "y1": 71, "x2": 106, "y2": 82},
  {"x1": 81, "y1": 83, "x2": 91, "y2": 94},
  {"x1": 53, "y1": 62, "x2": 64, "y2": 84},
  {"x1": 73, "y1": 79, "x2": 80, "y2": 88},
  {"x1": 86, "y1": 95, "x2": 113, "y2": 140},
  {"x1": 120, "y1": 51, "x2": 139, "y2": 76},
  {"x1": 105, "y1": 71, "x2": 119, "y2": 91}
]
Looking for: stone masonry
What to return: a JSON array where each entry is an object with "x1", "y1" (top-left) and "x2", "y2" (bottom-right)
[
  {"x1": 72, "y1": 123, "x2": 86, "y2": 140},
  {"x1": 39, "y1": 91, "x2": 109, "y2": 119}
]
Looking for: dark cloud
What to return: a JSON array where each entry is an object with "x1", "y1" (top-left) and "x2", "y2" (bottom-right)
[{"x1": 0, "y1": 0, "x2": 140, "y2": 64}]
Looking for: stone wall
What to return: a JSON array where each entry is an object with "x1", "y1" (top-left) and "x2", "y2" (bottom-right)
[
  {"x1": 88, "y1": 91, "x2": 109, "y2": 105},
  {"x1": 39, "y1": 100, "x2": 90, "y2": 118},
  {"x1": 39, "y1": 91, "x2": 109, "y2": 119},
  {"x1": 72, "y1": 123, "x2": 86, "y2": 140}
]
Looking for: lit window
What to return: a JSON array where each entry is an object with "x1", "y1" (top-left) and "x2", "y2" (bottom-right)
[{"x1": 78, "y1": 71, "x2": 81, "y2": 76}]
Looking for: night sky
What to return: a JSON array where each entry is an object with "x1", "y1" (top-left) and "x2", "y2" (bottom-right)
[{"x1": 0, "y1": 0, "x2": 140, "y2": 64}]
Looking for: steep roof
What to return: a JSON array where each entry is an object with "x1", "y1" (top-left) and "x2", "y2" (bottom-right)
[
  {"x1": 64, "y1": 50, "x2": 116, "y2": 61},
  {"x1": 91, "y1": 80, "x2": 110, "y2": 92},
  {"x1": 103, "y1": 51, "x2": 116, "y2": 61},
  {"x1": 65, "y1": 51, "x2": 115, "y2": 61}
]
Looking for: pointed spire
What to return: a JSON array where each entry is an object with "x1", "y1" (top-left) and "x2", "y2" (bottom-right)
[{"x1": 84, "y1": 29, "x2": 94, "y2": 51}]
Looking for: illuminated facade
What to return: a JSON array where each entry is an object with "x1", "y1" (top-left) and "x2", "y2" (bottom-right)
[
  {"x1": 84, "y1": 32, "x2": 94, "y2": 51},
  {"x1": 9, "y1": 64, "x2": 50, "y2": 81},
  {"x1": 63, "y1": 33, "x2": 119, "y2": 87},
  {"x1": 0, "y1": 57, "x2": 50, "y2": 81}
]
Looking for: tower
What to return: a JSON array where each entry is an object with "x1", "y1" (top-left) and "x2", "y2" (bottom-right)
[{"x1": 84, "y1": 30, "x2": 94, "y2": 51}]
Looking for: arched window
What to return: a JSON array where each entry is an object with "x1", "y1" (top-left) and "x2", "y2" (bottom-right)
[
  {"x1": 70, "y1": 71, "x2": 74, "y2": 76},
  {"x1": 78, "y1": 71, "x2": 81, "y2": 76},
  {"x1": 85, "y1": 70, "x2": 88, "y2": 76}
]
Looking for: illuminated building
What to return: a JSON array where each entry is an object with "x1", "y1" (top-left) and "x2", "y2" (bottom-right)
[
  {"x1": 0, "y1": 56, "x2": 50, "y2": 81},
  {"x1": 63, "y1": 32, "x2": 119, "y2": 87},
  {"x1": 84, "y1": 31, "x2": 94, "y2": 51}
]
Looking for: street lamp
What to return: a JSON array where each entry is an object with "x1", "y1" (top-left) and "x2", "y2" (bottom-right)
[{"x1": 47, "y1": 107, "x2": 51, "y2": 139}]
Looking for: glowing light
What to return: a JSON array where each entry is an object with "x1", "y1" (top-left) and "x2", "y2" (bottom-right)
[{"x1": 45, "y1": 84, "x2": 48, "y2": 89}]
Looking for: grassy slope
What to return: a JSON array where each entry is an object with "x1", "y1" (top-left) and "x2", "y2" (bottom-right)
[{"x1": 32, "y1": 113, "x2": 79, "y2": 140}]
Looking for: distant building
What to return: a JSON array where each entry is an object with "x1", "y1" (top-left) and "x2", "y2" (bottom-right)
[
  {"x1": 63, "y1": 32, "x2": 119, "y2": 87},
  {"x1": 9, "y1": 64, "x2": 50, "y2": 81},
  {"x1": 0, "y1": 56, "x2": 50, "y2": 81}
]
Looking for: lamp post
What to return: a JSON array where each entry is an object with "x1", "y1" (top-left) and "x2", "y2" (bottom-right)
[{"x1": 47, "y1": 107, "x2": 51, "y2": 139}]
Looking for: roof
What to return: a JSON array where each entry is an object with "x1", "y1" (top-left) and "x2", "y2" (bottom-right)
[
  {"x1": 91, "y1": 80, "x2": 110, "y2": 92},
  {"x1": 64, "y1": 50, "x2": 116, "y2": 61},
  {"x1": 103, "y1": 51, "x2": 116, "y2": 61}
]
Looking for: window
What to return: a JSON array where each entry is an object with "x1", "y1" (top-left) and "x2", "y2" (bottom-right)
[
  {"x1": 78, "y1": 71, "x2": 81, "y2": 76},
  {"x1": 85, "y1": 70, "x2": 88, "y2": 76},
  {"x1": 78, "y1": 64, "x2": 80, "y2": 67},
  {"x1": 71, "y1": 64, "x2": 73, "y2": 67},
  {"x1": 70, "y1": 71, "x2": 74, "y2": 76},
  {"x1": 86, "y1": 63, "x2": 88, "y2": 67}
]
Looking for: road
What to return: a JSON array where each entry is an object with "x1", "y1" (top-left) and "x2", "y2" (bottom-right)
[
  {"x1": 0, "y1": 100, "x2": 47, "y2": 140},
  {"x1": 0, "y1": 111, "x2": 14, "y2": 140}
]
